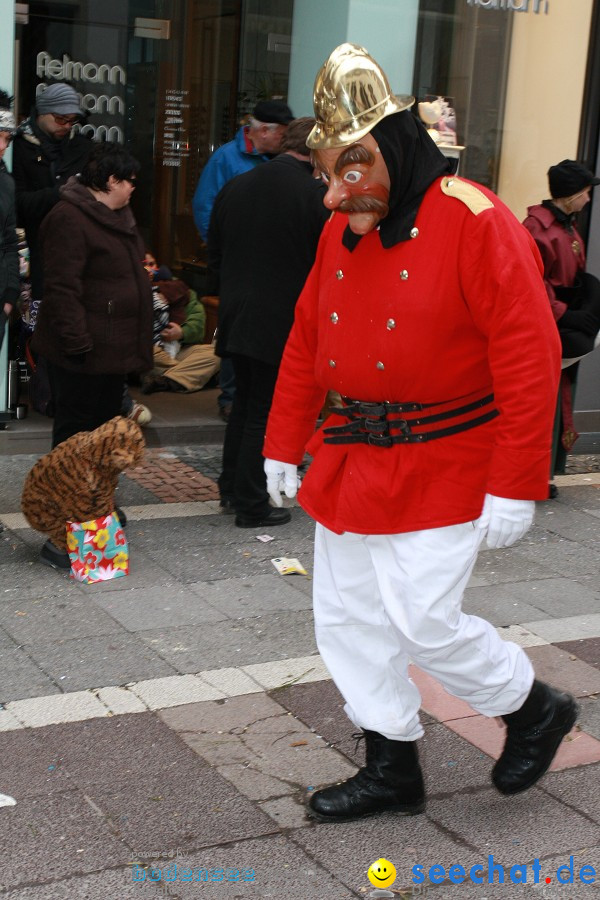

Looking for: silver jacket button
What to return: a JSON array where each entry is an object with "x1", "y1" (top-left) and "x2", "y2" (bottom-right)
[
  {"x1": 410, "y1": 227, "x2": 419, "y2": 238},
  {"x1": 329, "y1": 359, "x2": 336, "y2": 368},
  {"x1": 330, "y1": 312, "x2": 339, "y2": 324},
  {"x1": 386, "y1": 318, "x2": 396, "y2": 330},
  {"x1": 336, "y1": 269, "x2": 344, "y2": 280},
  {"x1": 400, "y1": 270, "x2": 409, "y2": 280},
  {"x1": 376, "y1": 361, "x2": 385, "y2": 370}
]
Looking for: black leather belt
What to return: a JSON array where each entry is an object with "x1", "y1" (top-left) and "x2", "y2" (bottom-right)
[{"x1": 323, "y1": 393, "x2": 499, "y2": 447}]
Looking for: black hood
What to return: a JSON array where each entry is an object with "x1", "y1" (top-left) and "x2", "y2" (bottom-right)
[{"x1": 342, "y1": 110, "x2": 454, "y2": 252}]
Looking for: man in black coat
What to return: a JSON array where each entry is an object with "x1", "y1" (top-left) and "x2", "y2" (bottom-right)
[
  {"x1": 208, "y1": 117, "x2": 328, "y2": 528},
  {"x1": 12, "y1": 83, "x2": 93, "y2": 312}
]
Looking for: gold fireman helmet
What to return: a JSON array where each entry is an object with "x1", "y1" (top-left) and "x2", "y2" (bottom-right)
[{"x1": 307, "y1": 43, "x2": 414, "y2": 150}]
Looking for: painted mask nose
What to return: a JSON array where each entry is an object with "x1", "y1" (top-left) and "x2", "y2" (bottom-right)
[{"x1": 323, "y1": 179, "x2": 350, "y2": 209}]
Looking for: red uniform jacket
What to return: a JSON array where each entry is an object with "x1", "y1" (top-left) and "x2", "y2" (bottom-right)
[
  {"x1": 522, "y1": 203, "x2": 586, "y2": 321},
  {"x1": 264, "y1": 176, "x2": 561, "y2": 535}
]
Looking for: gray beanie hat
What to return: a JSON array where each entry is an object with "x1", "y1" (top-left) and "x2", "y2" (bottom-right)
[
  {"x1": 0, "y1": 108, "x2": 16, "y2": 134},
  {"x1": 36, "y1": 83, "x2": 83, "y2": 117}
]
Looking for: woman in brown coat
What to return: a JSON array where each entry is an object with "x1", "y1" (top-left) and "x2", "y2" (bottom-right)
[{"x1": 32, "y1": 142, "x2": 153, "y2": 448}]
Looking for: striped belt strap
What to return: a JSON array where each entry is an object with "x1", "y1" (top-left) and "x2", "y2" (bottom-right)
[{"x1": 323, "y1": 392, "x2": 498, "y2": 447}]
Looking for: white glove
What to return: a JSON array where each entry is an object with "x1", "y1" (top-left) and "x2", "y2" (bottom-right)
[
  {"x1": 482, "y1": 493, "x2": 535, "y2": 550},
  {"x1": 264, "y1": 458, "x2": 300, "y2": 507}
]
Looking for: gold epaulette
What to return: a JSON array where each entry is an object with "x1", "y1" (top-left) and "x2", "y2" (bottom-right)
[{"x1": 440, "y1": 176, "x2": 494, "y2": 216}]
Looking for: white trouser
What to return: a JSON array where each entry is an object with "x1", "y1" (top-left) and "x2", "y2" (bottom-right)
[{"x1": 313, "y1": 520, "x2": 534, "y2": 741}]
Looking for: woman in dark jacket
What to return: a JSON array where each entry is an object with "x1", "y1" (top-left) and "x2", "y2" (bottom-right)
[
  {"x1": 0, "y1": 92, "x2": 20, "y2": 345},
  {"x1": 32, "y1": 142, "x2": 153, "y2": 448}
]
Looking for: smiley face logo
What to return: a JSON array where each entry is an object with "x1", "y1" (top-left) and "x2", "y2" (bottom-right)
[{"x1": 367, "y1": 858, "x2": 397, "y2": 888}]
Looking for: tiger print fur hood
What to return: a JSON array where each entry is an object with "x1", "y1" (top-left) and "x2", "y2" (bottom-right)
[
  {"x1": 31, "y1": 176, "x2": 153, "y2": 374},
  {"x1": 21, "y1": 416, "x2": 145, "y2": 552}
]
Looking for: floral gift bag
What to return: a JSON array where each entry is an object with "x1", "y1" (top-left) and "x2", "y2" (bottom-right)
[{"x1": 66, "y1": 512, "x2": 129, "y2": 583}]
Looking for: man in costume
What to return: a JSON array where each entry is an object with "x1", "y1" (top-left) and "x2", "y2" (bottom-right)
[{"x1": 263, "y1": 44, "x2": 577, "y2": 823}]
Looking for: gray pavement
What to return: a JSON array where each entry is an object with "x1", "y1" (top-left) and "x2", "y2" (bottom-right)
[{"x1": 0, "y1": 435, "x2": 599, "y2": 898}]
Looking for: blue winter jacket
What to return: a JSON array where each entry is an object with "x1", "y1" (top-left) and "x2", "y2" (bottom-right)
[{"x1": 192, "y1": 127, "x2": 269, "y2": 241}]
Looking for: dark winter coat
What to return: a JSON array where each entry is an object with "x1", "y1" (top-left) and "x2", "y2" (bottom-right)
[
  {"x1": 32, "y1": 178, "x2": 153, "y2": 375},
  {"x1": 208, "y1": 154, "x2": 328, "y2": 366},
  {"x1": 0, "y1": 160, "x2": 20, "y2": 308},
  {"x1": 12, "y1": 119, "x2": 93, "y2": 300}
]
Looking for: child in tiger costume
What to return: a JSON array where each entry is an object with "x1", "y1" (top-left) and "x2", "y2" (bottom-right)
[{"x1": 21, "y1": 416, "x2": 144, "y2": 569}]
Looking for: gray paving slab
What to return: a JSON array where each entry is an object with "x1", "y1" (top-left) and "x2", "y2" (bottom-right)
[
  {"x1": 272, "y1": 679, "x2": 436, "y2": 763},
  {"x1": 0, "y1": 453, "x2": 39, "y2": 511},
  {"x1": 292, "y1": 813, "x2": 482, "y2": 896},
  {"x1": 0, "y1": 641, "x2": 61, "y2": 702},
  {"x1": 2, "y1": 870, "x2": 160, "y2": 899},
  {"x1": 0, "y1": 557, "x2": 84, "y2": 602},
  {"x1": 542, "y1": 762, "x2": 600, "y2": 826},
  {"x1": 68, "y1": 550, "x2": 183, "y2": 595},
  {"x1": 26, "y1": 632, "x2": 177, "y2": 692},
  {"x1": 577, "y1": 697, "x2": 600, "y2": 739},
  {"x1": 524, "y1": 644, "x2": 600, "y2": 697},
  {"x1": 128, "y1": 835, "x2": 359, "y2": 899},
  {"x1": 536, "y1": 503, "x2": 600, "y2": 545},
  {"x1": 518, "y1": 536, "x2": 600, "y2": 578},
  {"x1": 557, "y1": 637, "x2": 600, "y2": 669},
  {"x1": 156, "y1": 535, "x2": 311, "y2": 584},
  {"x1": 159, "y1": 693, "x2": 356, "y2": 804},
  {"x1": 462, "y1": 587, "x2": 547, "y2": 627},
  {"x1": 0, "y1": 593, "x2": 129, "y2": 644},
  {"x1": 418, "y1": 723, "x2": 495, "y2": 795},
  {"x1": 242, "y1": 609, "x2": 318, "y2": 659},
  {"x1": 138, "y1": 620, "x2": 269, "y2": 673},
  {"x1": 0, "y1": 529, "x2": 34, "y2": 564},
  {"x1": 38, "y1": 711, "x2": 278, "y2": 852},
  {"x1": 473, "y1": 548, "x2": 553, "y2": 584},
  {"x1": 40, "y1": 712, "x2": 206, "y2": 789},
  {"x1": 92, "y1": 583, "x2": 228, "y2": 631},
  {"x1": 466, "y1": 577, "x2": 600, "y2": 621},
  {"x1": 426, "y1": 787, "x2": 600, "y2": 863},
  {"x1": 0, "y1": 728, "x2": 73, "y2": 799},
  {"x1": 139, "y1": 609, "x2": 317, "y2": 673},
  {"x1": 116, "y1": 472, "x2": 162, "y2": 506},
  {"x1": 188, "y1": 573, "x2": 313, "y2": 618},
  {"x1": 0, "y1": 790, "x2": 130, "y2": 891}
]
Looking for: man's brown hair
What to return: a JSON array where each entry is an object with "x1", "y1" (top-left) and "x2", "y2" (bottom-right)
[{"x1": 280, "y1": 117, "x2": 316, "y2": 157}]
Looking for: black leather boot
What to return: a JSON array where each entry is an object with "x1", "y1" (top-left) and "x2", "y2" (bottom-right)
[
  {"x1": 492, "y1": 680, "x2": 578, "y2": 795},
  {"x1": 307, "y1": 730, "x2": 425, "y2": 823}
]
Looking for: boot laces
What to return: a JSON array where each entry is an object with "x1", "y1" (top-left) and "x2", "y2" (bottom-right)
[{"x1": 351, "y1": 731, "x2": 365, "y2": 755}]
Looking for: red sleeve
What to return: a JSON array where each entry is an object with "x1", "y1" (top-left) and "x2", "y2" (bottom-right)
[
  {"x1": 522, "y1": 214, "x2": 568, "y2": 322},
  {"x1": 461, "y1": 207, "x2": 561, "y2": 499}
]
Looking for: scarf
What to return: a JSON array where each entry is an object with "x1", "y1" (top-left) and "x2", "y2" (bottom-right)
[{"x1": 342, "y1": 110, "x2": 454, "y2": 252}]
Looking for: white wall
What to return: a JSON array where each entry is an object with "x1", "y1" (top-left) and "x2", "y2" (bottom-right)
[
  {"x1": 288, "y1": 0, "x2": 418, "y2": 118},
  {"x1": 0, "y1": 0, "x2": 15, "y2": 171},
  {"x1": 497, "y1": 0, "x2": 594, "y2": 220}
]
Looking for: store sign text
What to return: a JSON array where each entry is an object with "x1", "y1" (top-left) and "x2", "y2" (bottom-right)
[
  {"x1": 467, "y1": 0, "x2": 549, "y2": 12},
  {"x1": 36, "y1": 52, "x2": 126, "y2": 142}
]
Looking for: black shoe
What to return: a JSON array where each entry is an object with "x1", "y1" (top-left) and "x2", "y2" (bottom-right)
[
  {"x1": 548, "y1": 483, "x2": 558, "y2": 499},
  {"x1": 219, "y1": 498, "x2": 235, "y2": 514},
  {"x1": 40, "y1": 540, "x2": 71, "y2": 570},
  {"x1": 492, "y1": 681, "x2": 578, "y2": 795},
  {"x1": 307, "y1": 730, "x2": 425, "y2": 823},
  {"x1": 115, "y1": 506, "x2": 127, "y2": 528},
  {"x1": 141, "y1": 375, "x2": 169, "y2": 395},
  {"x1": 235, "y1": 507, "x2": 291, "y2": 528}
]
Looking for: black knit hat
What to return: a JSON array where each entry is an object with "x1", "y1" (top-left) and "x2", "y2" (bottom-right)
[
  {"x1": 548, "y1": 159, "x2": 600, "y2": 199},
  {"x1": 253, "y1": 99, "x2": 294, "y2": 125}
]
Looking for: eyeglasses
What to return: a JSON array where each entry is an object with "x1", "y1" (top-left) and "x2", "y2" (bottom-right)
[
  {"x1": 123, "y1": 177, "x2": 137, "y2": 185},
  {"x1": 51, "y1": 113, "x2": 79, "y2": 126}
]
